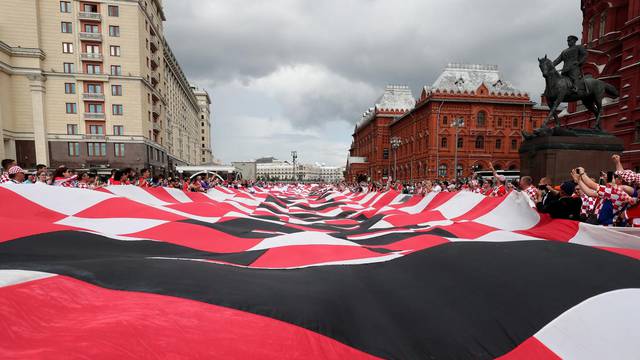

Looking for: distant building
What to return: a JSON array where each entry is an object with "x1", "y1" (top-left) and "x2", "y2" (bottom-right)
[
  {"x1": 256, "y1": 159, "x2": 344, "y2": 182},
  {"x1": 347, "y1": 65, "x2": 549, "y2": 182},
  {"x1": 192, "y1": 87, "x2": 213, "y2": 165},
  {"x1": 560, "y1": 0, "x2": 640, "y2": 170}
]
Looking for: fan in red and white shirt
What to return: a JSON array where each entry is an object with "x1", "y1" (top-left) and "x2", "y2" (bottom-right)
[
  {"x1": 518, "y1": 176, "x2": 537, "y2": 203},
  {"x1": 573, "y1": 167, "x2": 636, "y2": 223},
  {"x1": 0, "y1": 159, "x2": 16, "y2": 184},
  {"x1": 487, "y1": 162, "x2": 508, "y2": 197},
  {"x1": 51, "y1": 167, "x2": 76, "y2": 187}
]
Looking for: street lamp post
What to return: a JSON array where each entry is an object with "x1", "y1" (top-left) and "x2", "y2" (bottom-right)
[
  {"x1": 291, "y1": 150, "x2": 297, "y2": 182},
  {"x1": 451, "y1": 117, "x2": 464, "y2": 179},
  {"x1": 390, "y1": 137, "x2": 402, "y2": 181}
]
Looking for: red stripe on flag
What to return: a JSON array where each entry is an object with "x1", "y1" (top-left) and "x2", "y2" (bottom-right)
[
  {"x1": 496, "y1": 336, "x2": 561, "y2": 360},
  {"x1": 0, "y1": 276, "x2": 378, "y2": 360}
]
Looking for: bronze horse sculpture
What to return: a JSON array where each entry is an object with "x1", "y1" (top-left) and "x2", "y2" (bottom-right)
[{"x1": 537, "y1": 55, "x2": 618, "y2": 131}]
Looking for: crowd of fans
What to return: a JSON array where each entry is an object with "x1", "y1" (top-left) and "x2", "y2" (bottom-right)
[
  {"x1": 3, "y1": 154, "x2": 640, "y2": 227},
  {"x1": 341, "y1": 155, "x2": 640, "y2": 227}
]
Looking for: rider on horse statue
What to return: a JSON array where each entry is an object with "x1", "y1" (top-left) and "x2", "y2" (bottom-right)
[{"x1": 552, "y1": 35, "x2": 587, "y2": 94}]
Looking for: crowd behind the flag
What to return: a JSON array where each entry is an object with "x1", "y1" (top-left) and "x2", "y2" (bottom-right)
[{"x1": 2, "y1": 154, "x2": 640, "y2": 227}]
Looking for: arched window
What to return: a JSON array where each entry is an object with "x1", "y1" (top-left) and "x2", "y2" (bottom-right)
[
  {"x1": 509, "y1": 164, "x2": 518, "y2": 170},
  {"x1": 438, "y1": 164, "x2": 447, "y2": 177},
  {"x1": 475, "y1": 135, "x2": 484, "y2": 149},
  {"x1": 442, "y1": 115, "x2": 448, "y2": 125},
  {"x1": 457, "y1": 136, "x2": 463, "y2": 148},
  {"x1": 456, "y1": 164, "x2": 463, "y2": 177},
  {"x1": 495, "y1": 138, "x2": 502, "y2": 149},
  {"x1": 497, "y1": 117, "x2": 503, "y2": 127},
  {"x1": 588, "y1": 18, "x2": 594, "y2": 42},
  {"x1": 477, "y1": 111, "x2": 486, "y2": 127},
  {"x1": 441, "y1": 137, "x2": 448, "y2": 148},
  {"x1": 494, "y1": 164, "x2": 503, "y2": 170},
  {"x1": 512, "y1": 117, "x2": 519, "y2": 128},
  {"x1": 511, "y1": 139, "x2": 518, "y2": 150}
]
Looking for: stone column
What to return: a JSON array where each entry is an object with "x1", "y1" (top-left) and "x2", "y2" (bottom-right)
[{"x1": 27, "y1": 74, "x2": 49, "y2": 165}]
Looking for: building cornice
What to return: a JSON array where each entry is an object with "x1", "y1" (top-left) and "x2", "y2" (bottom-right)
[{"x1": 0, "y1": 41, "x2": 45, "y2": 60}]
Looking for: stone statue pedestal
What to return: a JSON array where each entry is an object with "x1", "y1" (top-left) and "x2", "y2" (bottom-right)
[{"x1": 519, "y1": 129, "x2": 624, "y2": 185}]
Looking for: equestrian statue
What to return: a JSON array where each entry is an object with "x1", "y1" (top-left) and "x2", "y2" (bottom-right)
[{"x1": 524, "y1": 35, "x2": 619, "y2": 139}]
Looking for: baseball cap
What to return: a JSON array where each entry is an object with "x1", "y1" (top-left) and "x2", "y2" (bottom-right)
[{"x1": 8, "y1": 166, "x2": 25, "y2": 175}]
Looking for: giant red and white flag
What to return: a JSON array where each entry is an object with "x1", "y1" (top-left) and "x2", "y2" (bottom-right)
[{"x1": 1, "y1": 183, "x2": 639, "y2": 359}]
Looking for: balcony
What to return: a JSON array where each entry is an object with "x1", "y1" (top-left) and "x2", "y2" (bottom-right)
[
  {"x1": 150, "y1": 54, "x2": 160, "y2": 68},
  {"x1": 78, "y1": 11, "x2": 101, "y2": 21},
  {"x1": 150, "y1": 72, "x2": 159, "y2": 87},
  {"x1": 84, "y1": 112, "x2": 106, "y2": 120},
  {"x1": 81, "y1": 52, "x2": 103, "y2": 61},
  {"x1": 79, "y1": 32, "x2": 102, "y2": 42},
  {"x1": 150, "y1": 38, "x2": 159, "y2": 52},
  {"x1": 83, "y1": 134, "x2": 106, "y2": 140},
  {"x1": 83, "y1": 92, "x2": 105, "y2": 101},
  {"x1": 152, "y1": 120, "x2": 162, "y2": 132}
]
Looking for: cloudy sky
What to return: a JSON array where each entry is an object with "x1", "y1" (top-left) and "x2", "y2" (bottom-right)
[{"x1": 163, "y1": 0, "x2": 582, "y2": 166}]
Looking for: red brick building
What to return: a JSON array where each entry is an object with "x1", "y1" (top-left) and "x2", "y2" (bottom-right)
[
  {"x1": 560, "y1": 0, "x2": 640, "y2": 170},
  {"x1": 347, "y1": 64, "x2": 550, "y2": 182},
  {"x1": 347, "y1": 85, "x2": 415, "y2": 181}
]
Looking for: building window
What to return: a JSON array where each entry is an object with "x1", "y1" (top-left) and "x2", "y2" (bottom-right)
[
  {"x1": 511, "y1": 139, "x2": 518, "y2": 150},
  {"x1": 442, "y1": 115, "x2": 448, "y2": 125},
  {"x1": 456, "y1": 164, "x2": 463, "y2": 177},
  {"x1": 512, "y1": 118, "x2": 519, "y2": 128},
  {"x1": 82, "y1": 3, "x2": 97, "y2": 12},
  {"x1": 497, "y1": 117, "x2": 503, "y2": 127},
  {"x1": 64, "y1": 83, "x2": 75, "y2": 94},
  {"x1": 202, "y1": 158, "x2": 206, "y2": 162},
  {"x1": 109, "y1": 25, "x2": 120, "y2": 37},
  {"x1": 84, "y1": 24, "x2": 99, "y2": 33},
  {"x1": 113, "y1": 125, "x2": 124, "y2": 135},
  {"x1": 476, "y1": 111, "x2": 486, "y2": 127},
  {"x1": 114, "y1": 143, "x2": 125, "y2": 157},
  {"x1": 201, "y1": 122, "x2": 204, "y2": 127},
  {"x1": 383, "y1": 148, "x2": 389, "y2": 159},
  {"x1": 636, "y1": 123, "x2": 640, "y2": 142},
  {"x1": 108, "y1": 5, "x2": 119, "y2": 16},
  {"x1": 86, "y1": 63, "x2": 101, "y2": 74},
  {"x1": 110, "y1": 65, "x2": 122, "y2": 75},
  {"x1": 112, "y1": 104, "x2": 123, "y2": 115},
  {"x1": 85, "y1": 44, "x2": 100, "y2": 53},
  {"x1": 457, "y1": 136, "x2": 463, "y2": 148},
  {"x1": 441, "y1": 137, "x2": 448, "y2": 148},
  {"x1": 475, "y1": 136, "x2": 484, "y2": 149},
  {"x1": 62, "y1": 42, "x2": 73, "y2": 53},
  {"x1": 495, "y1": 138, "x2": 502, "y2": 149},
  {"x1": 68, "y1": 142, "x2": 80, "y2": 157},
  {"x1": 88, "y1": 124, "x2": 104, "y2": 135},
  {"x1": 86, "y1": 83, "x2": 102, "y2": 94},
  {"x1": 112, "y1": 85, "x2": 122, "y2": 96},
  {"x1": 110, "y1": 45, "x2": 121, "y2": 56},
  {"x1": 61, "y1": 22, "x2": 72, "y2": 33},
  {"x1": 201, "y1": 115, "x2": 205, "y2": 120},
  {"x1": 67, "y1": 124, "x2": 78, "y2": 134},
  {"x1": 438, "y1": 164, "x2": 447, "y2": 177},
  {"x1": 88, "y1": 143, "x2": 107, "y2": 157},
  {"x1": 60, "y1": 1, "x2": 71, "y2": 13},
  {"x1": 588, "y1": 19, "x2": 594, "y2": 42},
  {"x1": 65, "y1": 103, "x2": 77, "y2": 114},
  {"x1": 87, "y1": 103, "x2": 103, "y2": 113},
  {"x1": 599, "y1": 11, "x2": 607, "y2": 37}
]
